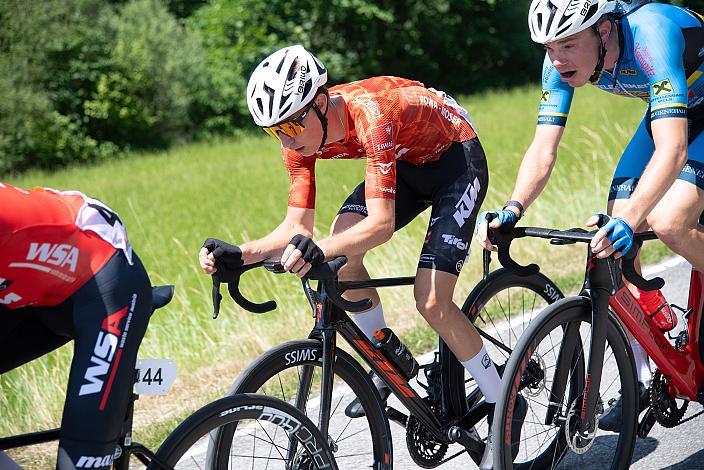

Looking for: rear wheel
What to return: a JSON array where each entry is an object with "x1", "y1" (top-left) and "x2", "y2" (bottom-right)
[
  {"x1": 432, "y1": 268, "x2": 565, "y2": 463},
  {"x1": 152, "y1": 393, "x2": 338, "y2": 469}
]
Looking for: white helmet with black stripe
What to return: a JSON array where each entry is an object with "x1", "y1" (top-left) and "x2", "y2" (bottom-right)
[
  {"x1": 247, "y1": 45, "x2": 328, "y2": 127},
  {"x1": 528, "y1": 0, "x2": 619, "y2": 44}
]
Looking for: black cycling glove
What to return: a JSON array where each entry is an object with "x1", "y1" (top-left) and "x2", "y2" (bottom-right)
[
  {"x1": 289, "y1": 234, "x2": 325, "y2": 267},
  {"x1": 202, "y1": 238, "x2": 243, "y2": 282}
]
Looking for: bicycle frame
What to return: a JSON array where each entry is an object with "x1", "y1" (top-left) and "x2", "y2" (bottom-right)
[
  {"x1": 305, "y1": 275, "x2": 486, "y2": 457},
  {"x1": 609, "y1": 266, "x2": 704, "y2": 401}
]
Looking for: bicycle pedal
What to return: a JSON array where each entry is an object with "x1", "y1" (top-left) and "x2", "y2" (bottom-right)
[{"x1": 637, "y1": 408, "x2": 656, "y2": 438}]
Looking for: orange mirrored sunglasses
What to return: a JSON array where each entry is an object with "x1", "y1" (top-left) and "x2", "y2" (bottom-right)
[{"x1": 262, "y1": 103, "x2": 314, "y2": 141}]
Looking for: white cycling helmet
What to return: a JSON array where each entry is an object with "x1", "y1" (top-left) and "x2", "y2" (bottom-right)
[
  {"x1": 528, "y1": 0, "x2": 619, "y2": 44},
  {"x1": 247, "y1": 44, "x2": 328, "y2": 127}
]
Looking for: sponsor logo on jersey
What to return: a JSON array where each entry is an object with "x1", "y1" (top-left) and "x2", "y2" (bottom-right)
[
  {"x1": 635, "y1": 42, "x2": 656, "y2": 77},
  {"x1": 370, "y1": 123, "x2": 394, "y2": 153},
  {"x1": 620, "y1": 69, "x2": 637, "y2": 76},
  {"x1": 0, "y1": 277, "x2": 21, "y2": 305},
  {"x1": 541, "y1": 90, "x2": 551, "y2": 102},
  {"x1": 652, "y1": 79, "x2": 673, "y2": 96},
  {"x1": 21, "y1": 242, "x2": 80, "y2": 273},
  {"x1": 419, "y1": 94, "x2": 440, "y2": 109},
  {"x1": 430, "y1": 217, "x2": 440, "y2": 227},
  {"x1": 378, "y1": 161, "x2": 393, "y2": 175},
  {"x1": 356, "y1": 97, "x2": 382, "y2": 118},
  {"x1": 453, "y1": 177, "x2": 481, "y2": 228}
]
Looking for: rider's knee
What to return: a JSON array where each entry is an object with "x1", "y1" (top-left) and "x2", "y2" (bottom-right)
[
  {"x1": 414, "y1": 293, "x2": 451, "y2": 325},
  {"x1": 648, "y1": 216, "x2": 686, "y2": 251},
  {"x1": 337, "y1": 257, "x2": 366, "y2": 280}
]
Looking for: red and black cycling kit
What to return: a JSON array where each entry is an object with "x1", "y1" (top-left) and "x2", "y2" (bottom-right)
[
  {"x1": 0, "y1": 183, "x2": 152, "y2": 470},
  {"x1": 282, "y1": 76, "x2": 487, "y2": 274}
]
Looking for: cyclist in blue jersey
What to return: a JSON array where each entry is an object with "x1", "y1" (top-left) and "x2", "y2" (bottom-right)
[{"x1": 477, "y1": 0, "x2": 704, "y2": 432}]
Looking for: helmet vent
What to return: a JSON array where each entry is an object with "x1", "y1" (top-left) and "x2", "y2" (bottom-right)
[
  {"x1": 256, "y1": 98, "x2": 264, "y2": 114},
  {"x1": 280, "y1": 102, "x2": 293, "y2": 116},
  {"x1": 287, "y1": 59, "x2": 301, "y2": 81},
  {"x1": 584, "y1": 4, "x2": 598, "y2": 22}
]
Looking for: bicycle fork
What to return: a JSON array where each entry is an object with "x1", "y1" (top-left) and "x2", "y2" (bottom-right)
[{"x1": 579, "y1": 253, "x2": 619, "y2": 433}]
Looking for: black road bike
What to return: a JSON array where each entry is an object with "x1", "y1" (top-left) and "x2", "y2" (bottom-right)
[{"x1": 203, "y1": 251, "x2": 566, "y2": 469}]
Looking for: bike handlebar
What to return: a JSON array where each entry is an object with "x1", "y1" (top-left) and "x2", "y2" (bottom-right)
[
  {"x1": 210, "y1": 256, "x2": 372, "y2": 317},
  {"x1": 488, "y1": 215, "x2": 664, "y2": 291}
]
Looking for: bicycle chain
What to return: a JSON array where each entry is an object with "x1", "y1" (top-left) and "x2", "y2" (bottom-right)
[{"x1": 650, "y1": 369, "x2": 688, "y2": 428}]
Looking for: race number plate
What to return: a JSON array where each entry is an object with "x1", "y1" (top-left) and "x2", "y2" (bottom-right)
[{"x1": 135, "y1": 359, "x2": 177, "y2": 395}]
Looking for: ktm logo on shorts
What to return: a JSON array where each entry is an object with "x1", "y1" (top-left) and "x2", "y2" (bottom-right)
[
  {"x1": 541, "y1": 90, "x2": 551, "y2": 102},
  {"x1": 653, "y1": 79, "x2": 673, "y2": 96}
]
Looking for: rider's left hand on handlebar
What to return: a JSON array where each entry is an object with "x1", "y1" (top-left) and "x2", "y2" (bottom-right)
[
  {"x1": 282, "y1": 234, "x2": 325, "y2": 278},
  {"x1": 588, "y1": 214, "x2": 634, "y2": 259},
  {"x1": 475, "y1": 209, "x2": 520, "y2": 251}
]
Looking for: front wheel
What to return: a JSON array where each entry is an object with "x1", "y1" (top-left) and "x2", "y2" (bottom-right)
[
  {"x1": 207, "y1": 339, "x2": 392, "y2": 469},
  {"x1": 151, "y1": 393, "x2": 338, "y2": 469},
  {"x1": 492, "y1": 296, "x2": 637, "y2": 469}
]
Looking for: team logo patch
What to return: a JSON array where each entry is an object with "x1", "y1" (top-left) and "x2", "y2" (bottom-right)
[
  {"x1": 541, "y1": 90, "x2": 551, "y2": 102},
  {"x1": 370, "y1": 122, "x2": 394, "y2": 154},
  {"x1": 378, "y1": 161, "x2": 393, "y2": 175},
  {"x1": 652, "y1": 79, "x2": 673, "y2": 96}
]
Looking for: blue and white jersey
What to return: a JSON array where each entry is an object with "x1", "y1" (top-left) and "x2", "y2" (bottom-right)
[{"x1": 538, "y1": 2, "x2": 704, "y2": 127}]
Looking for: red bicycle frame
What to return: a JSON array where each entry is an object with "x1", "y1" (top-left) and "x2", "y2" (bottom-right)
[{"x1": 609, "y1": 267, "x2": 704, "y2": 400}]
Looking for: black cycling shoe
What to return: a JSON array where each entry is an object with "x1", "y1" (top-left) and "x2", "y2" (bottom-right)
[
  {"x1": 479, "y1": 395, "x2": 527, "y2": 469},
  {"x1": 598, "y1": 382, "x2": 650, "y2": 432},
  {"x1": 345, "y1": 371, "x2": 391, "y2": 418}
]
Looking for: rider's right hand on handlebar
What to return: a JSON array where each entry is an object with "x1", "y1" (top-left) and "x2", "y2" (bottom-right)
[
  {"x1": 200, "y1": 238, "x2": 243, "y2": 276},
  {"x1": 475, "y1": 209, "x2": 520, "y2": 251}
]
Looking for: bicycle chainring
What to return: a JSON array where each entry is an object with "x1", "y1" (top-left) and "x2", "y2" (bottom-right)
[
  {"x1": 651, "y1": 369, "x2": 688, "y2": 428},
  {"x1": 405, "y1": 415, "x2": 448, "y2": 468}
]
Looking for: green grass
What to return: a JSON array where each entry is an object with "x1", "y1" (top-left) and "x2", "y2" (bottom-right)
[{"x1": 1, "y1": 84, "x2": 668, "y2": 457}]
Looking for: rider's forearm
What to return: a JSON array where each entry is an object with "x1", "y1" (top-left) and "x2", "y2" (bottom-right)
[
  {"x1": 509, "y1": 143, "x2": 558, "y2": 212},
  {"x1": 241, "y1": 220, "x2": 313, "y2": 264},
  {"x1": 618, "y1": 145, "x2": 688, "y2": 228},
  {"x1": 317, "y1": 215, "x2": 393, "y2": 259}
]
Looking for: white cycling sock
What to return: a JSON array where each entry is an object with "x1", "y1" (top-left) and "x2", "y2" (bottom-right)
[
  {"x1": 351, "y1": 302, "x2": 387, "y2": 341},
  {"x1": 462, "y1": 345, "x2": 501, "y2": 403},
  {"x1": 630, "y1": 339, "x2": 652, "y2": 387}
]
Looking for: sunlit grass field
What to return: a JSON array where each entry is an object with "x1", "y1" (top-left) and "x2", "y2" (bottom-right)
[{"x1": 2, "y1": 84, "x2": 664, "y2": 461}]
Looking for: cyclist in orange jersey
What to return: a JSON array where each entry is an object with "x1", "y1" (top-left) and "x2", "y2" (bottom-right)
[{"x1": 199, "y1": 45, "x2": 526, "y2": 467}]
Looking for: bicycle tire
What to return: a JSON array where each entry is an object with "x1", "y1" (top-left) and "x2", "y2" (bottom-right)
[
  {"x1": 441, "y1": 268, "x2": 564, "y2": 423},
  {"x1": 493, "y1": 296, "x2": 637, "y2": 469},
  {"x1": 206, "y1": 339, "x2": 392, "y2": 470},
  {"x1": 150, "y1": 393, "x2": 338, "y2": 469}
]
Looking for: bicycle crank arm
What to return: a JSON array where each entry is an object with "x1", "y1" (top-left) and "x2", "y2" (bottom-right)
[
  {"x1": 637, "y1": 408, "x2": 657, "y2": 438},
  {"x1": 447, "y1": 426, "x2": 484, "y2": 464},
  {"x1": 386, "y1": 406, "x2": 408, "y2": 428}
]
